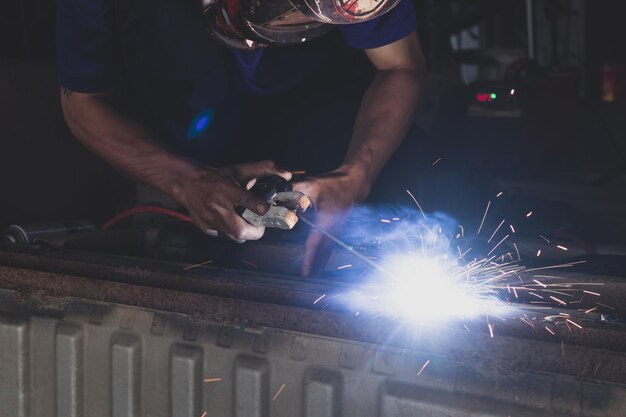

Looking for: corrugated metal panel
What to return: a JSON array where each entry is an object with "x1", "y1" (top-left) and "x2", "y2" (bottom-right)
[
  {"x1": 2, "y1": 300, "x2": 626, "y2": 417},
  {"x1": 0, "y1": 316, "x2": 30, "y2": 417}
]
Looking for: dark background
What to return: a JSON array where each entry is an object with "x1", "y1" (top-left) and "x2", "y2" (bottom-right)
[{"x1": 1, "y1": 0, "x2": 626, "y2": 251}]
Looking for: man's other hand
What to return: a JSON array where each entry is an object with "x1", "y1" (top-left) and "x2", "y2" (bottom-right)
[
  {"x1": 293, "y1": 168, "x2": 368, "y2": 276},
  {"x1": 171, "y1": 161, "x2": 291, "y2": 242}
]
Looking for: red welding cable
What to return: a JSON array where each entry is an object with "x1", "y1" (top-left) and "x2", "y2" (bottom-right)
[{"x1": 101, "y1": 206, "x2": 192, "y2": 231}]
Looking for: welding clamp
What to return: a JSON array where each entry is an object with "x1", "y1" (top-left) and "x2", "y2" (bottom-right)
[{"x1": 241, "y1": 176, "x2": 310, "y2": 229}]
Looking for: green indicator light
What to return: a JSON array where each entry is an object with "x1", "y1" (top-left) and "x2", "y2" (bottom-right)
[{"x1": 490, "y1": 93, "x2": 497, "y2": 100}]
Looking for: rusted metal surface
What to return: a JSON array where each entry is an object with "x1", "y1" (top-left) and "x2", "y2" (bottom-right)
[
  {"x1": 3, "y1": 295, "x2": 625, "y2": 417},
  {"x1": 2, "y1": 244, "x2": 626, "y2": 416},
  {"x1": 1, "y1": 276, "x2": 626, "y2": 416},
  {"x1": 1, "y1": 246, "x2": 626, "y2": 384}
]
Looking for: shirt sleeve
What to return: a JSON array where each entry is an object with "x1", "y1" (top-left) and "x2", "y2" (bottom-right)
[
  {"x1": 338, "y1": 0, "x2": 418, "y2": 49},
  {"x1": 56, "y1": 0, "x2": 119, "y2": 92}
]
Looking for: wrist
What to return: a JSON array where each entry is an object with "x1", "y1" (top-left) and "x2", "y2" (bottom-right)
[
  {"x1": 152, "y1": 153, "x2": 206, "y2": 203},
  {"x1": 336, "y1": 162, "x2": 372, "y2": 202}
]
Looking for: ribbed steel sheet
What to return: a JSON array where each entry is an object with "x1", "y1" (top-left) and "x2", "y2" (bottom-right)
[
  {"x1": 2, "y1": 293, "x2": 626, "y2": 417},
  {"x1": 1, "y1": 245, "x2": 626, "y2": 417}
]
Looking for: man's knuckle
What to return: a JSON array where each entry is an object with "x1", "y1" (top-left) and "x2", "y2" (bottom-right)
[{"x1": 232, "y1": 227, "x2": 246, "y2": 241}]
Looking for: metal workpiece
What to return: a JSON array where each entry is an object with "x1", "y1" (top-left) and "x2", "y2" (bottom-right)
[
  {"x1": 1, "y1": 246, "x2": 626, "y2": 416},
  {"x1": 1, "y1": 289, "x2": 626, "y2": 417}
]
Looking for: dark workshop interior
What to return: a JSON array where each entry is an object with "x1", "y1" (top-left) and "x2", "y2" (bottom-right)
[{"x1": 1, "y1": 1, "x2": 626, "y2": 416}]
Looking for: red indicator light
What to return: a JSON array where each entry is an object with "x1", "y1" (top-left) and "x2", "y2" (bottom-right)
[{"x1": 476, "y1": 93, "x2": 493, "y2": 103}]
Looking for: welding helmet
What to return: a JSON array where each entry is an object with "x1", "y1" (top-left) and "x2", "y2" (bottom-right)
[{"x1": 201, "y1": 0, "x2": 400, "y2": 49}]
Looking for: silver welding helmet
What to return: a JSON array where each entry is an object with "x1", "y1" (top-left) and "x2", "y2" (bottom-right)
[{"x1": 201, "y1": 0, "x2": 400, "y2": 49}]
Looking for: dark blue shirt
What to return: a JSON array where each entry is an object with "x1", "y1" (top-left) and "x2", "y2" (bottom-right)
[{"x1": 56, "y1": 0, "x2": 417, "y2": 159}]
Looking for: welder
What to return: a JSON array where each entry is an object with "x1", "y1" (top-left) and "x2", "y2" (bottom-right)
[{"x1": 56, "y1": 0, "x2": 426, "y2": 275}]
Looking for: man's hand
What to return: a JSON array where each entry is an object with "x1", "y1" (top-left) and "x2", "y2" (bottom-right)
[
  {"x1": 171, "y1": 161, "x2": 292, "y2": 242},
  {"x1": 293, "y1": 167, "x2": 368, "y2": 276},
  {"x1": 60, "y1": 89, "x2": 293, "y2": 242}
]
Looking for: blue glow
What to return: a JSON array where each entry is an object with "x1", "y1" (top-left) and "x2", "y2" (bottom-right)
[
  {"x1": 187, "y1": 108, "x2": 214, "y2": 140},
  {"x1": 195, "y1": 116, "x2": 209, "y2": 131}
]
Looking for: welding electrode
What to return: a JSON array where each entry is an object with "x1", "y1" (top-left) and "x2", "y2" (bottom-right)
[{"x1": 299, "y1": 216, "x2": 390, "y2": 275}]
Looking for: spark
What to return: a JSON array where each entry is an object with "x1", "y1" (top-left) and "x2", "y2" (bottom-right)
[
  {"x1": 596, "y1": 302, "x2": 616, "y2": 310},
  {"x1": 545, "y1": 326, "x2": 555, "y2": 336},
  {"x1": 583, "y1": 290, "x2": 601, "y2": 296},
  {"x1": 272, "y1": 383, "x2": 287, "y2": 401},
  {"x1": 550, "y1": 296, "x2": 568, "y2": 306},
  {"x1": 546, "y1": 290, "x2": 575, "y2": 298},
  {"x1": 406, "y1": 190, "x2": 426, "y2": 220},
  {"x1": 183, "y1": 259, "x2": 213, "y2": 271},
  {"x1": 557, "y1": 245, "x2": 568, "y2": 251},
  {"x1": 432, "y1": 157, "x2": 443, "y2": 166},
  {"x1": 488, "y1": 220, "x2": 506, "y2": 243},
  {"x1": 381, "y1": 219, "x2": 391, "y2": 223},
  {"x1": 477, "y1": 201, "x2": 491, "y2": 235},
  {"x1": 525, "y1": 261, "x2": 587, "y2": 273},
  {"x1": 539, "y1": 235, "x2": 551, "y2": 243},
  {"x1": 204, "y1": 378, "x2": 222, "y2": 383},
  {"x1": 417, "y1": 360, "x2": 431, "y2": 376},
  {"x1": 341, "y1": 199, "x2": 599, "y2": 332},
  {"x1": 520, "y1": 317, "x2": 534, "y2": 328},
  {"x1": 566, "y1": 319, "x2": 582, "y2": 329},
  {"x1": 526, "y1": 211, "x2": 533, "y2": 218},
  {"x1": 201, "y1": 412, "x2": 207, "y2": 417},
  {"x1": 392, "y1": 217, "x2": 400, "y2": 221},
  {"x1": 313, "y1": 294, "x2": 326, "y2": 304},
  {"x1": 487, "y1": 234, "x2": 509, "y2": 256},
  {"x1": 585, "y1": 307, "x2": 598, "y2": 314},
  {"x1": 337, "y1": 264, "x2": 353, "y2": 270},
  {"x1": 537, "y1": 250, "x2": 542, "y2": 257},
  {"x1": 463, "y1": 325, "x2": 471, "y2": 332},
  {"x1": 533, "y1": 275, "x2": 566, "y2": 280},
  {"x1": 291, "y1": 170, "x2": 307, "y2": 175},
  {"x1": 241, "y1": 259, "x2": 258, "y2": 268},
  {"x1": 497, "y1": 192, "x2": 503, "y2": 197}
]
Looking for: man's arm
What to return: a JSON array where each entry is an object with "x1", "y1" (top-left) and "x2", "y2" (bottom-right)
[
  {"x1": 294, "y1": 32, "x2": 426, "y2": 275},
  {"x1": 344, "y1": 32, "x2": 426, "y2": 195},
  {"x1": 60, "y1": 88, "x2": 290, "y2": 241}
]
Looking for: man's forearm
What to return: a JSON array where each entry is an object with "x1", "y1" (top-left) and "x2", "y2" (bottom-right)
[
  {"x1": 341, "y1": 68, "x2": 422, "y2": 199},
  {"x1": 60, "y1": 88, "x2": 201, "y2": 197}
]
